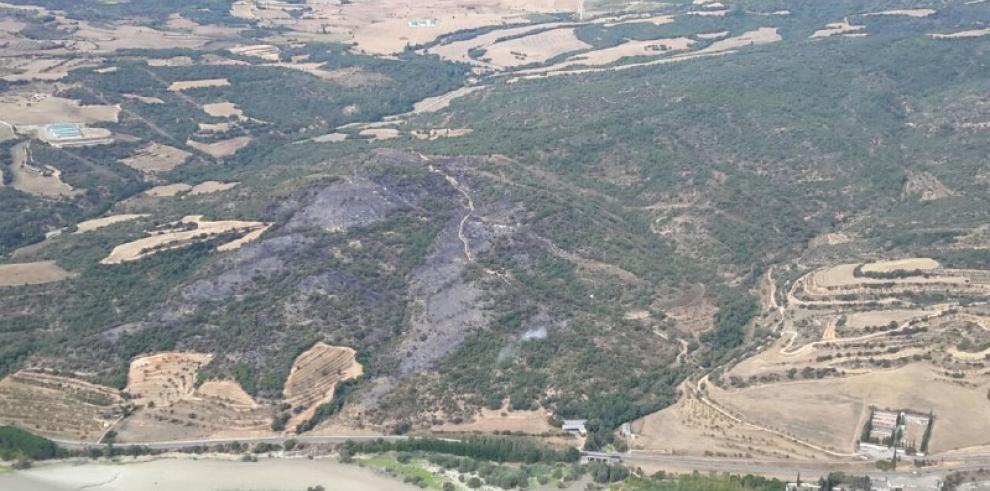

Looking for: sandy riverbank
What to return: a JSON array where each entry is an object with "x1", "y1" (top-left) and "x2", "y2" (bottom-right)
[{"x1": 0, "y1": 456, "x2": 421, "y2": 491}]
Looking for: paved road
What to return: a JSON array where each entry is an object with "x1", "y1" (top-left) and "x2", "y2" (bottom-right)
[{"x1": 51, "y1": 434, "x2": 408, "y2": 451}]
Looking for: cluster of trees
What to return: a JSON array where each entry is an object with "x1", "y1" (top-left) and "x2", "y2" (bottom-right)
[
  {"x1": 295, "y1": 378, "x2": 360, "y2": 433},
  {"x1": 0, "y1": 426, "x2": 58, "y2": 461},
  {"x1": 341, "y1": 437, "x2": 580, "y2": 464}
]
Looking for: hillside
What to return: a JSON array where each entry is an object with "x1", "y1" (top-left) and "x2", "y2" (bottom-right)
[{"x1": 0, "y1": 0, "x2": 988, "y2": 457}]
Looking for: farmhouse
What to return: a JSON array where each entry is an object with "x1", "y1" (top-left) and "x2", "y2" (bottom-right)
[{"x1": 562, "y1": 419, "x2": 587, "y2": 435}]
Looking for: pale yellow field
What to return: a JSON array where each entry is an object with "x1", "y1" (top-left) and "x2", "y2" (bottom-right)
[
  {"x1": 930, "y1": 28, "x2": 990, "y2": 39},
  {"x1": 144, "y1": 183, "x2": 194, "y2": 197},
  {"x1": 358, "y1": 128, "x2": 401, "y2": 141},
  {"x1": 126, "y1": 352, "x2": 214, "y2": 408},
  {"x1": 481, "y1": 28, "x2": 591, "y2": 68},
  {"x1": 217, "y1": 223, "x2": 270, "y2": 252},
  {"x1": 75, "y1": 214, "x2": 149, "y2": 233},
  {"x1": 122, "y1": 94, "x2": 165, "y2": 104},
  {"x1": 811, "y1": 19, "x2": 865, "y2": 38},
  {"x1": 195, "y1": 380, "x2": 258, "y2": 408},
  {"x1": 428, "y1": 22, "x2": 573, "y2": 64},
  {"x1": 411, "y1": 128, "x2": 473, "y2": 140},
  {"x1": 189, "y1": 181, "x2": 239, "y2": 195},
  {"x1": 434, "y1": 404, "x2": 553, "y2": 434},
  {"x1": 560, "y1": 37, "x2": 694, "y2": 68},
  {"x1": 0, "y1": 260, "x2": 74, "y2": 287},
  {"x1": 711, "y1": 364, "x2": 990, "y2": 453},
  {"x1": 187, "y1": 136, "x2": 252, "y2": 158},
  {"x1": 202, "y1": 102, "x2": 245, "y2": 119},
  {"x1": 9, "y1": 142, "x2": 79, "y2": 198},
  {"x1": 119, "y1": 143, "x2": 191, "y2": 174},
  {"x1": 843, "y1": 309, "x2": 934, "y2": 329},
  {"x1": 865, "y1": 8, "x2": 935, "y2": 17},
  {"x1": 0, "y1": 94, "x2": 120, "y2": 125},
  {"x1": 632, "y1": 387, "x2": 830, "y2": 460},
  {"x1": 861, "y1": 257, "x2": 940, "y2": 273},
  {"x1": 168, "y1": 78, "x2": 231, "y2": 91},
  {"x1": 101, "y1": 215, "x2": 268, "y2": 264}
]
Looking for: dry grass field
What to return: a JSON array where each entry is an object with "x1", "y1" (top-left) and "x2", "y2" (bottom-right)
[
  {"x1": 101, "y1": 215, "x2": 268, "y2": 264},
  {"x1": 0, "y1": 94, "x2": 119, "y2": 125},
  {"x1": 688, "y1": 259, "x2": 990, "y2": 457},
  {"x1": 144, "y1": 183, "x2": 194, "y2": 197},
  {"x1": 0, "y1": 370, "x2": 125, "y2": 442},
  {"x1": 168, "y1": 78, "x2": 231, "y2": 91},
  {"x1": 126, "y1": 352, "x2": 214, "y2": 408},
  {"x1": 711, "y1": 365, "x2": 990, "y2": 454},
  {"x1": 631, "y1": 385, "x2": 832, "y2": 460},
  {"x1": 75, "y1": 214, "x2": 149, "y2": 233},
  {"x1": 201, "y1": 102, "x2": 245, "y2": 119},
  {"x1": 187, "y1": 136, "x2": 252, "y2": 158},
  {"x1": 812, "y1": 19, "x2": 866, "y2": 38},
  {"x1": 434, "y1": 403, "x2": 553, "y2": 435},
  {"x1": 119, "y1": 143, "x2": 191, "y2": 175},
  {"x1": 0, "y1": 260, "x2": 74, "y2": 287},
  {"x1": 930, "y1": 28, "x2": 990, "y2": 39},
  {"x1": 9, "y1": 142, "x2": 79, "y2": 198},
  {"x1": 481, "y1": 28, "x2": 590, "y2": 68},
  {"x1": 283, "y1": 342, "x2": 363, "y2": 429}
]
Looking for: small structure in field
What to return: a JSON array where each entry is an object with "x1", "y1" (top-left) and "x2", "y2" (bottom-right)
[
  {"x1": 408, "y1": 18, "x2": 438, "y2": 28},
  {"x1": 26, "y1": 122, "x2": 114, "y2": 147},
  {"x1": 562, "y1": 419, "x2": 587, "y2": 435}
]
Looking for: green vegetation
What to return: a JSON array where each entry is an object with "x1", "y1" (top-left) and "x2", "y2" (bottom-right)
[
  {"x1": 0, "y1": 426, "x2": 57, "y2": 461},
  {"x1": 623, "y1": 471, "x2": 786, "y2": 491},
  {"x1": 342, "y1": 437, "x2": 579, "y2": 464},
  {"x1": 296, "y1": 378, "x2": 360, "y2": 433}
]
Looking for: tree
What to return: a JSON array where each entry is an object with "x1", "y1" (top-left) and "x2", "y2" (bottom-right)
[{"x1": 467, "y1": 476, "x2": 483, "y2": 488}]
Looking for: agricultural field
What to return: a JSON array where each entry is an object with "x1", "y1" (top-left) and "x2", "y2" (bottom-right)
[{"x1": 0, "y1": 0, "x2": 988, "y2": 463}]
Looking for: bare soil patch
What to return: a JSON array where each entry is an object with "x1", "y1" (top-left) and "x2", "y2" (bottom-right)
[{"x1": 0, "y1": 260, "x2": 73, "y2": 287}]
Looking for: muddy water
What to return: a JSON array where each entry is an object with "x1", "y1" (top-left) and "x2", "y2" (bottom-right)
[{"x1": 0, "y1": 457, "x2": 420, "y2": 491}]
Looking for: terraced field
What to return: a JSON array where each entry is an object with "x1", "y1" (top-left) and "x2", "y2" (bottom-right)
[{"x1": 0, "y1": 371, "x2": 125, "y2": 442}]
